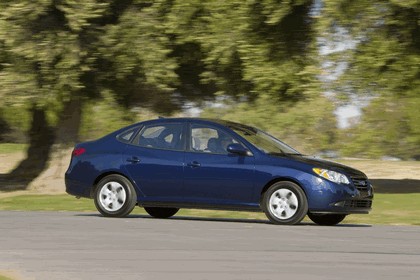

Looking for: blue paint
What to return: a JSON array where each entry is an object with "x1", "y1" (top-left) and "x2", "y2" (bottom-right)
[{"x1": 65, "y1": 118, "x2": 373, "y2": 215}]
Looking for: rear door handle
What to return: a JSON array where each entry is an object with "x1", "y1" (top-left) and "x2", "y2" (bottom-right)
[
  {"x1": 187, "y1": 161, "x2": 201, "y2": 168},
  {"x1": 126, "y1": 157, "x2": 140, "y2": 163}
]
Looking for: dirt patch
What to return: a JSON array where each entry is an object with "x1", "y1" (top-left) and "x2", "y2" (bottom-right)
[
  {"x1": 0, "y1": 148, "x2": 71, "y2": 197},
  {"x1": 336, "y1": 159, "x2": 420, "y2": 193},
  {"x1": 0, "y1": 152, "x2": 26, "y2": 174},
  {"x1": 26, "y1": 148, "x2": 72, "y2": 194},
  {"x1": 337, "y1": 159, "x2": 420, "y2": 180}
]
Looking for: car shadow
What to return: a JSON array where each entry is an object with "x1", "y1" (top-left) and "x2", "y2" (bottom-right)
[
  {"x1": 75, "y1": 213, "x2": 271, "y2": 225},
  {"x1": 162, "y1": 215, "x2": 272, "y2": 225},
  {"x1": 74, "y1": 213, "x2": 371, "y2": 227}
]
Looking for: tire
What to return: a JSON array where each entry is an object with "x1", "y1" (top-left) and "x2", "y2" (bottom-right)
[
  {"x1": 144, "y1": 207, "x2": 179, "y2": 218},
  {"x1": 308, "y1": 213, "x2": 346, "y2": 226},
  {"x1": 94, "y1": 174, "x2": 137, "y2": 218},
  {"x1": 262, "y1": 181, "x2": 308, "y2": 225}
]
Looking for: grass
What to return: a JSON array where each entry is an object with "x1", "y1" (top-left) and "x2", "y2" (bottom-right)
[
  {"x1": 0, "y1": 143, "x2": 27, "y2": 154},
  {"x1": 0, "y1": 274, "x2": 15, "y2": 280},
  {"x1": 343, "y1": 193, "x2": 420, "y2": 226},
  {"x1": 0, "y1": 193, "x2": 419, "y2": 226}
]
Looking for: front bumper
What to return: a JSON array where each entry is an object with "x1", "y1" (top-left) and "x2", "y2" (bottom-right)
[{"x1": 304, "y1": 174, "x2": 374, "y2": 214}]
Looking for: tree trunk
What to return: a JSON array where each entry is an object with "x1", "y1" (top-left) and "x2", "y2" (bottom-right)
[
  {"x1": 0, "y1": 97, "x2": 83, "y2": 191},
  {"x1": 26, "y1": 97, "x2": 83, "y2": 193},
  {"x1": 0, "y1": 110, "x2": 11, "y2": 142},
  {"x1": 0, "y1": 105, "x2": 55, "y2": 190},
  {"x1": 55, "y1": 97, "x2": 82, "y2": 145}
]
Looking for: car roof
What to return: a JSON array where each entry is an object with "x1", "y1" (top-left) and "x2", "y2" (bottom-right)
[{"x1": 139, "y1": 117, "x2": 256, "y2": 131}]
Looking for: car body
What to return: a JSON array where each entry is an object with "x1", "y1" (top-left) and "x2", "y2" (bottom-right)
[{"x1": 65, "y1": 118, "x2": 373, "y2": 225}]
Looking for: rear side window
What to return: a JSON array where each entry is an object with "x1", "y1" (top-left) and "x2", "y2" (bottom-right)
[
  {"x1": 117, "y1": 127, "x2": 140, "y2": 143},
  {"x1": 133, "y1": 123, "x2": 184, "y2": 151}
]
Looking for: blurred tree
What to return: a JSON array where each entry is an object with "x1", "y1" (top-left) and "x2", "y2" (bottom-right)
[
  {"x1": 319, "y1": 0, "x2": 420, "y2": 159},
  {"x1": 165, "y1": 0, "x2": 319, "y2": 101},
  {"x1": 339, "y1": 96, "x2": 420, "y2": 159},
  {"x1": 4, "y1": 0, "x2": 416, "y2": 189},
  {"x1": 0, "y1": 0, "x2": 110, "y2": 184},
  {"x1": 0, "y1": 0, "x2": 181, "y2": 187},
  {"x1": 1, "y1": 0, "x2": 321, "y2": 190}
]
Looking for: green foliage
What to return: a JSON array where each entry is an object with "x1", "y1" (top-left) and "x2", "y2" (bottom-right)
[
  {"x1": 319, "y1": 0, "x2": 420, "y2": 159},
  {"x1": 79, "y1": 93, "x2": 134, "y2": 141},
  {"x1": 166, "y1": 0, "x2": 318, "y2": 101},
  {"x1": 0, "y1": 274, "x2": 14, "y2": 280},
  {"x1": 0, "y1": 194, "x2": 97, "y2": 212},
  {"x1": 79, "y1": 91, "x2": 159, "y2": 141},
  {"x1": 0, "y1": 0, "x2": 319, "y2": 139},
  {"x1": 0, "y1": 0, "x2": 115, "y2": 145},
  {"x1": 339, "y1": 96, "x2": 420, "y2": 159},
  {"x1": 0, "y1": 0, "x2": 107, "y2": 106},
  {"x1": 100, "y1": 1, "x2": 179, "y2": 111},
  {"x1": 0, "y1": 104, "x2": 31, "y2": 132},
  {"x1": 344, "y1": 193, "x2": 420, "y2": 226},
  {"x1": 0, "y1": 0, "x2": 418, "y2": 161},
  {"x1": 0, "y1": 143, "x2": 27, "y2": 154}
]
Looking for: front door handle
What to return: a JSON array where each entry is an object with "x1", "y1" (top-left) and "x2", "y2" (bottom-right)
[
  {"x1": 126, "y1": 157, "x2": 140, "y2": 163},
  {"x1": 187, "y1": 161, "x2": 201, "y2": 168}
]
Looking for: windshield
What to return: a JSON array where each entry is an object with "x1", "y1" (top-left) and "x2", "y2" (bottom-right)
[{"x1": 229, "y1": 124, "x2": 301, "y2": 155}]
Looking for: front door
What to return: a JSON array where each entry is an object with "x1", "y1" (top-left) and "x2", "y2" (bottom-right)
[{"x1": 183, "y1": 123, "x2": 255, "y2": 206}]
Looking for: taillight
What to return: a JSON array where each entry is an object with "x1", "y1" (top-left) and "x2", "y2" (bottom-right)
[{"x1": 72, "y1": 147, "x2": 86, "y2": 156}]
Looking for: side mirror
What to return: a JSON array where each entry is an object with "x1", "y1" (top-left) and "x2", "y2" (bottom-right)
[{"x1": 227, "y1": 143, "x2": 251, "y2": 156}]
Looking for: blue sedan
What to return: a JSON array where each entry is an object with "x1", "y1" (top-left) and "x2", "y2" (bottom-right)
[{"x1": 65, "y1": 118, "x2": 373, "y2": 225}]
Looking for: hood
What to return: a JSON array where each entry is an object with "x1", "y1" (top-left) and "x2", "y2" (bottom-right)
[{"x1": 281, "y1": 154, "x2": 367, "y2": 178}]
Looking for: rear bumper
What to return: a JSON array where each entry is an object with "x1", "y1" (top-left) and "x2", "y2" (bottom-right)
[{"x1": 65, "y1": 173, "x2": 92, "y2": 198}]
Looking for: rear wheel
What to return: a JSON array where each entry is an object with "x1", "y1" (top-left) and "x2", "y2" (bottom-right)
[
  {"x1": 94, "y1": 174, "x2": 137, "y2": 218},
  {"x1": 262, "y1": 181, "x2": 308, "y2": 225},
  {"x1": 308, "y1": 213, "x2": 347, "y2": 226},
  {"x1": 144, "y1": 207, "x2": 179, "y2": 218}
]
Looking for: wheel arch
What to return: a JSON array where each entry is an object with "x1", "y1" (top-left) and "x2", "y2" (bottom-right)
[
  {"x1": 259, "y1": 177, "x2": 308, "y2": 206},
  {"x1": 91, "y1": 171, "x2": 139, "y2": 199}
]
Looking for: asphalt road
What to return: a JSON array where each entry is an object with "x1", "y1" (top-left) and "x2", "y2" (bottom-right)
[{"x1": 1, "y1": 211, "x2": 420, "y2": 280}]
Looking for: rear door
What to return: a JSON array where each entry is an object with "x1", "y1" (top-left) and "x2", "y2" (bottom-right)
[{"x1": 122, "y1": 122, "x2": 186, "y2": 202}]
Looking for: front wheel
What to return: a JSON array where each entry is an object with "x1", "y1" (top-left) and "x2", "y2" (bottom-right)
[
  {"x1": 94, "y1": 174, "x2": 137, "y2": 218},
  {"x1": 144, "y1": 207, "x2": 179, "y2": 218},
  {"x1": 308, "y1": 213, "x2": 346, "y2": 226},
  {"x1": 262, "y1": 181, "x2": 308, "y2": 225}
]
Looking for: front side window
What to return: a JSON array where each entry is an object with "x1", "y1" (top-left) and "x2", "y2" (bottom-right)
[
  {"x1": 134, "y1": 123, "x2": 184, "y2": 151},
  {"x1": 229, "y1": 124, "x2": 300, "y2": 155},
  {"x1": 190, "y1": 124, "x2": 239, "y2": 154}
]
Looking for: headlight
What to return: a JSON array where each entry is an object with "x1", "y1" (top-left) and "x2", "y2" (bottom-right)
[{"x1": 313, "y1": 168, "x2": 350, "y2": 184}]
